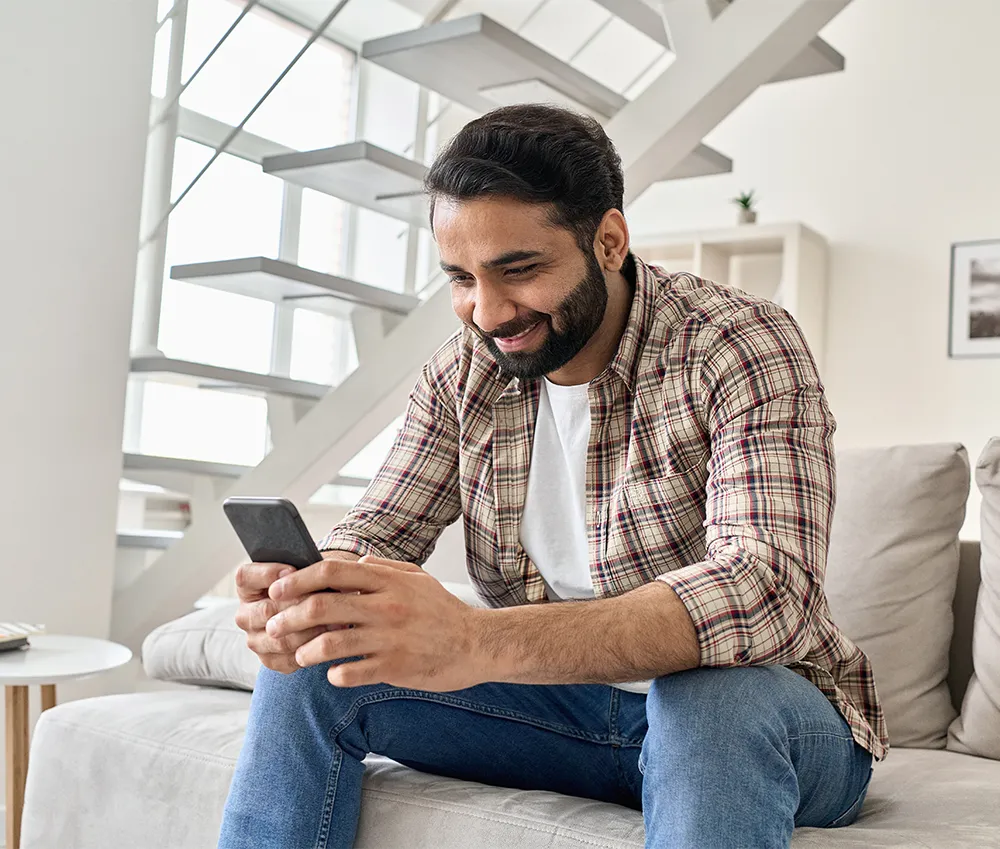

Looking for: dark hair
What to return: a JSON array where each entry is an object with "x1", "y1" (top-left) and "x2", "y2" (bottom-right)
[{"x1": 424, "y1": 104, "x2": 625, "y2": 255}]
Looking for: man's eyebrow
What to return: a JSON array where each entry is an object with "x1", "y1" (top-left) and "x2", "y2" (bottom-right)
[{"x1": 440, "y1": 250, "x2": 545, "y2": 274}]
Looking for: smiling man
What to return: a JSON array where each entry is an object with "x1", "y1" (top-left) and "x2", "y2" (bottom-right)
[{"x1": 218, "y1": 105, "x2": 887, "y2": 849}]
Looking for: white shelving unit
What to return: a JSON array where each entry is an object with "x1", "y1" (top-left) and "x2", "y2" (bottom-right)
[{"x1": 631, "y1": 222, "x2": 829, "y2": 371}]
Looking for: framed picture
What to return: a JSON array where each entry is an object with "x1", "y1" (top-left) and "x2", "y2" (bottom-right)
[{"x1": 949, "y1": 239, "x2": 1000, "y2": 358}]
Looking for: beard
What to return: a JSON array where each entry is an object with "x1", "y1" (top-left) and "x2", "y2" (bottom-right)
[{"x1": 479, "y1": 251, "x2": 609, "y2": 381}]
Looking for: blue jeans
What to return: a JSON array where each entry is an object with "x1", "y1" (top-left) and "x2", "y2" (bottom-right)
[{"x1": 218, "y1": 664, "x2": 873, "y2": 849}]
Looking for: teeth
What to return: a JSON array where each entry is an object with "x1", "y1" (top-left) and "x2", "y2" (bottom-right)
[{"x1": 507, "y1": 323, "x2": 537, "y2": 340}]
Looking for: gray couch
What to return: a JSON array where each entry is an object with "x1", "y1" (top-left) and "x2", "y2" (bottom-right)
[{"x1": 20, "y1": 441, "x2": 1000, "y2": 848}]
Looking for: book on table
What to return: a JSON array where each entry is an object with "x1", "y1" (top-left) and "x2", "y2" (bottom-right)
[{"x1": 0, "y1": 622, "x2": 46, "y2": 653}]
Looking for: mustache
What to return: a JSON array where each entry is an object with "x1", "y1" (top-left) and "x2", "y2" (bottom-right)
[{"x1": 483, "y1": 316, "x2": 547, "y2": 339}]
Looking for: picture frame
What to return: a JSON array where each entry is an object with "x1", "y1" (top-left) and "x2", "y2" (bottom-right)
[{"x1": 949, "y1": 239, "x2": 1000, "y2": 358}]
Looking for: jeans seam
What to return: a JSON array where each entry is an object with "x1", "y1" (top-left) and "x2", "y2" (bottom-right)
[
  {"x1": 607, "y1": 686, "x2": 620, "y2": 741},
  {"x1": 786, "y1": 732, "x2": 855, "y2": 743},
  {"x1": 330, "y1": 688, "x2": 611, "y2": 744},
  {"x1": 317, "y1": 688, "x2": 615, "y2": 847},
  {"x1": 315, "y1": 741, "x2": 343, "y2": 849}
]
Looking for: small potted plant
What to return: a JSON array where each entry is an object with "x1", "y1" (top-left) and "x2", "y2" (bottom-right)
[{"x1": 731, "y1": 189, "x2": 758, "y2": 225}]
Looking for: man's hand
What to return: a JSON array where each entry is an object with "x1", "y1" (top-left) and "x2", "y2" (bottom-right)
[
  {"x1": 264, "y1": 555, "x2": 486, "y2": 692},
  {"x1": 234, "y1": 551, "x2": 360, "y2": 673}
]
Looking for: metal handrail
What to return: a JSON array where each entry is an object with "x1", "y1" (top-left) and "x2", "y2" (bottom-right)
[
  {"x1": 150, "y1": 0, "x2": 261, "y2": 129},
  {"x1": 141, "y1": 0, "x2": 352, "y2": 248}
]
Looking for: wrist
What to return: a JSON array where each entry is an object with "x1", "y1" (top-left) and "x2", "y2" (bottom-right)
[{"x1": 466, "y1": 607, "x2": 506, "y2": 684}]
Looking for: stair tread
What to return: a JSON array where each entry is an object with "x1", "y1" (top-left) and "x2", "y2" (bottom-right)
[
  {"x1": 170, "y1": 256, "x2": 420, "y2": 318},
  {"x1": 262, "y1": 141, "x2": 428, "y2": 228},
  {"x1": 129, "y1": 355, "x2": 330, "y2": 400}
]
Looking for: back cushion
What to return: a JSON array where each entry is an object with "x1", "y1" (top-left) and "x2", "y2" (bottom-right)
[
  {"x1": 825, "y1": 443, "x2": 970, "y2": 748},
  {"x1": 948, "y1": 437, "x2": 1000, "y2": 759}
]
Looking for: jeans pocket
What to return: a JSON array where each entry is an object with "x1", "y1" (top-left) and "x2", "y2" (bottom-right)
[{"x1": 826, "y1": 766, "x2": 873, "y2": 829}]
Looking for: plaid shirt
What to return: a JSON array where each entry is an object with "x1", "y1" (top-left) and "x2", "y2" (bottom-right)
[{"x1": 319, "y1": 257, "x2": 888, "y2": 761}]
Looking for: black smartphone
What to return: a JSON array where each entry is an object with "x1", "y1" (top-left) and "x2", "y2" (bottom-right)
[{"x1": 222, "y1": 496, "x2": 323, "y2": 570}]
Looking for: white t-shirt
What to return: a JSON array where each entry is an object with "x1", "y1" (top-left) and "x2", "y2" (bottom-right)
[{"x1": 519, "y1": 377, "x2": 652, "y2": 696}]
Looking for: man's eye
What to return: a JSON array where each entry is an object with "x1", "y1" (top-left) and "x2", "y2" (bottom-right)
[
  {"x1": 507, "y1": 264, "x2": 539, "y2": 276},
  {"x1": 449, "y1": 276, "x2": 473, "y2": 287}
]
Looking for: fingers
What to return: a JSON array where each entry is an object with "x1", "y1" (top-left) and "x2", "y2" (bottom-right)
[
  {"x1": 327, "y1": 656, "x2": 382, "y2": 688},
  {"x1": 246, "y1": 622, "x2": 329, "y2": 659},
  {"x1": 269, "y1": 559, "x2": 386, "y2": 601},
  {"x1": 236, "y1": 561, "x2": 294, "y2": 602},
  {"x1": 294, "y1": 625, "x2": 381, "y2": 669},
  {"x1": 267, "y1": 590, "x2": 368, "y2": 637},
  {"x1": 258, "y1": 653, "x2": 300, "y2": 674}
]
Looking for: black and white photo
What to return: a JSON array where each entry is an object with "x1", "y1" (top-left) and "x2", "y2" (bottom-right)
[{"x1": 949, "y1": 239, "x2": 1000, "y2": 357}]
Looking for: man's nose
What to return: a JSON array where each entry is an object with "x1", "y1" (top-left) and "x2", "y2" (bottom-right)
[{"x1": 471, "y1": 283, "x2": 517, "y2": 337}]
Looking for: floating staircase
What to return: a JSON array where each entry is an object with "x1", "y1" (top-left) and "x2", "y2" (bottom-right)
[{"x1": 117, "y1": 0, "x2": 853, "y2": 648}]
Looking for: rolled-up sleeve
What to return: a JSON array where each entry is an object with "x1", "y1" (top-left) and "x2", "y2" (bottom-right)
[
  {"x1": 656, "y1": 304, "x2": 837, "y2": 668},
  {"x1": 317, "y1": 335, "x2": 463, "y2": 564}
]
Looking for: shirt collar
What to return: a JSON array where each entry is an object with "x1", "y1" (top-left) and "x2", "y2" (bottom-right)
[{"x1": 604, "y1": 254, "x2": 655, "y2": 394}]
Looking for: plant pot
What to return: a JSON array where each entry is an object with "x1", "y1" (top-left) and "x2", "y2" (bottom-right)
[{"x1": 737, "y1": 208, "x2": 757, "y2": 225}]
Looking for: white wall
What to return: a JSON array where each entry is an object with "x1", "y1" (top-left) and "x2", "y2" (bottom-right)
[
  {"x1": 627, "y1": 0, "x2": 1000, "y2": 538},
  {"x1": 0, "y1": 0, "x2": 157, "y2": 830}
]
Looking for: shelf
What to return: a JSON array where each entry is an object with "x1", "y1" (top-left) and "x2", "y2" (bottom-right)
[
  {"x1": 362, "y1": 14, "x2": 627, "y2": 121},
  {"x1": 170, "y1": 257, "x2": 420, "y2": 318},
  {"x1": 117, "y1": 530, "x2": 184, "y2": 550},
  {"x1": 130, "y1": 355, "x2": 330, "y2": 401},
  {"x1": 122, "y1": 452, "x2": 370, "y2": 489},
  {"x1": 262, "y1": 142, "x2": 429, "y2": 228},
  {"x1": 631, "y1": 222, "x2": 823, "y2": 259},
  {"x1": 629, "y1": 221, "x2": 829, "y2": 373}
]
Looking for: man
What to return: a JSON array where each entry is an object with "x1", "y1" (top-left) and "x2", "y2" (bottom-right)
[{"x1": 218, "y1": 104, "x2": 886, "y2": 849}]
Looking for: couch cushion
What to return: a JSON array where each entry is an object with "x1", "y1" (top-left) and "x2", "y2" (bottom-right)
[
  {"x1": 142, "y1": 581, "x2": 484, "y2": 691},
  {"x1": 21, "y1": 690, "x2": 1000, "y2": 849},
  {"x1": 825, "y1": 443, "x2": 970, "y2": 748},
  {"x1": 142, "y1": 601, "x2": 262, "y2": 691},
  {"x1": 948, "y1": 437, "x2": 1000, "y2": 759}
]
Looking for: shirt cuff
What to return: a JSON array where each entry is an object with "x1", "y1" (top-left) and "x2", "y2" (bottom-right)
[
  {"x1": 655, "y1": 561, "x2": 749, "y2": 668},
  {"x1": 317, "y1": 532, "x2": 385, "y2": 560}
]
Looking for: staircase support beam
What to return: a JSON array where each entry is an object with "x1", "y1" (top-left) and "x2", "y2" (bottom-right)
[
  {"x1": 111, "y1": 285, "x2": 458, "y2": 649},
  {"x1": 608, "y1": 0, "x2": 849, "y2": 205}
]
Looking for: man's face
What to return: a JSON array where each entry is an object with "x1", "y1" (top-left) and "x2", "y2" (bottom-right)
[{"x1": 433, "y1": 197, "x2": 608, "y2": 380}]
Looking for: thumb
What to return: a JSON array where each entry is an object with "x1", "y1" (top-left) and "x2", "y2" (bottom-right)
[{"x1": 358, "y1": 555, "x2": 424, "y2": 573}]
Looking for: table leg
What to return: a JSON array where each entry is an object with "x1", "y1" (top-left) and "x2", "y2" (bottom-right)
[
  {"x1": 40, "y1": 685, "x2": 56, "y2": 713},
  {"x1": 4, "y1": 685, "x2": 29, "y2": 849}
]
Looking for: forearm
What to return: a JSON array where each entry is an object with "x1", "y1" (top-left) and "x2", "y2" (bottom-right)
[
  {"x1": 320, "y1": 550, "x2": 362, "y2": 562},
  {"x1": 470, "y1": 580, "x2": 700, "y2": 686}
]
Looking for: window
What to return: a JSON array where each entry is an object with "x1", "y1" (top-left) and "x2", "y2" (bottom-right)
[
  {"x1": 180, "y1": 0, "x2": 354, "y2": 151},
  {"x1": 134, "y1": 0, "x2": 357, "y2": 465}
]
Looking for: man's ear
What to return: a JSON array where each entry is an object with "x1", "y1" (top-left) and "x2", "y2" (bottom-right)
[{"x1": 594, "y1": 208, "x2": 630, "y2": 273}]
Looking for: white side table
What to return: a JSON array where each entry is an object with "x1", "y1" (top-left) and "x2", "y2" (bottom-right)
[{"x1": 0, "y1": 635, "x2": 131, "y2": 849}]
